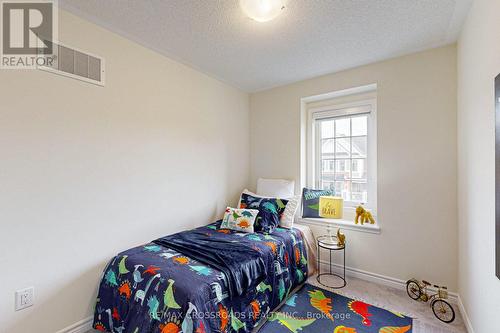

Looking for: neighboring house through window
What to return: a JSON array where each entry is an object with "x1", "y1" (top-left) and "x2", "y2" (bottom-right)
[{"x1": 304, "y1": 84, "x2": 378, "y2": 217}]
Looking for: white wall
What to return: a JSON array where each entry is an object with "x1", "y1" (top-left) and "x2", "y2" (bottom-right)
[
  {"x1": 457, "y1": 0, "x2": 500, "y2": 331},
  {"x1": 250, "y1": 45, "x2": 458, "y2": 290},
  {"x1": 0, "y1": 10, "x2": 249, "y2": 333}
]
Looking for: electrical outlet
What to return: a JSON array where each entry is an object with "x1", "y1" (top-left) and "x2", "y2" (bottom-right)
[{"x1": 15, "y1": 287, "x2": 34, "y2": 311}]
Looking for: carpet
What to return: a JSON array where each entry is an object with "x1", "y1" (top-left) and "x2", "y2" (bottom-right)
[{"x1": 259, "y1": 283, "x2": 413, "y2": 333}]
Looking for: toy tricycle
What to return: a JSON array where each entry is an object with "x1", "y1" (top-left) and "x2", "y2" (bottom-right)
[{"x1": 406, "y1": 278, "x2": 455, "y2": 323}]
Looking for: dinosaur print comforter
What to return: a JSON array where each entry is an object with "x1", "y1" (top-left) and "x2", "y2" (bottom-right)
[{"x1": 92, "y1": 221, "x2": 308, "y2": 333}]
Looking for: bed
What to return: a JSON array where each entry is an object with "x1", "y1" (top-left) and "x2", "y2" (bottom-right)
[{"x1": 92, "y1": 220, "x2": 309, "y2": 333}]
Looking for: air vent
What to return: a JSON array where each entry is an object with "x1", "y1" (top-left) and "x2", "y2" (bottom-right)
[{"x1": 38, "y1": 41, "x2": 105, "y2": 86}]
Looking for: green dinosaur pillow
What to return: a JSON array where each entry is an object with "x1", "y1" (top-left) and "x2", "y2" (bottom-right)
[{"x1": 239, "y1": 192, "x2": 288, "y2": 233}]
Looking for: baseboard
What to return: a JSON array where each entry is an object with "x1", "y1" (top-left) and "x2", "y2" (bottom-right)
[
  {"x1": 317, "y1": 259, "x2": 459, "y2": 303},
  {"x1": 55, "y1": 316, "x2": 93, "y2": 333},
  {"x1": 457, "y1": 295, "x2": 474, "y2": 333}
]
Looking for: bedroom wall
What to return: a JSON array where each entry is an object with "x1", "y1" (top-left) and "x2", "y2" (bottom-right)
[
  {"x1": 249, "y1": 45, "x2": 458, "y2": 290},
  {"x1": 457, "y1": 0, "x2": 500, "y2": 331},
  {"x1": 0, "y1": 9, "x2": 249, "y2": 333}
]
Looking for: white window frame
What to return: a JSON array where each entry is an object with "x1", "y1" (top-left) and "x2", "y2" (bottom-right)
[{"x1": 306, "y1": 97, "x2": 378, "y2": 218}]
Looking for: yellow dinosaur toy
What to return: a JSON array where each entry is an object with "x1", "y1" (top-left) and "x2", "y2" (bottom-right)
[
  {"x1": 355, "y1": 206, "x2": 376, "y2": 225},
  {"x1": 337, "y1": 228, "x2": 346, "y2": 247}
]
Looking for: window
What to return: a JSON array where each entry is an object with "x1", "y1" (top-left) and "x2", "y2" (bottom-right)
[{"x1": 306, "y1": 87, "x2": 377, "y2": 215}]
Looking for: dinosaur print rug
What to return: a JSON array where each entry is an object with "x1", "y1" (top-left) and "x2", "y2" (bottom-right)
[{"x1": 259, "y1": 283, "x2": 412, "y2": 333}]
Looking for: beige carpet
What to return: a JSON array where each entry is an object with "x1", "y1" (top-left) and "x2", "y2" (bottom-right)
[{"x1": 308, "y1": 274, "x2": 467, "y2": 333}]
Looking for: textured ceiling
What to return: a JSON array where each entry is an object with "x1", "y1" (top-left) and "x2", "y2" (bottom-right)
[{"x1": 59, "y1": 0, "x2": 471, "y2": 92}]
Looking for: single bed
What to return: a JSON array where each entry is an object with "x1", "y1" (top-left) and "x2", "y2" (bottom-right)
[{"x1": 92, "y1": 221, "x2": 309, "y2": 333}]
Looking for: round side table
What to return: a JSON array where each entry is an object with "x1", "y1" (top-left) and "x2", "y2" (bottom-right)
[{"x1": 316, "y1": 235, "x2": 346, "y2": 289}]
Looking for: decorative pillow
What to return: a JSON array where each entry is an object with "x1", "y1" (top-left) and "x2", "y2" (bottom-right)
[
  {"x1": 279, "y1": 195, "x2": 300, "y2": 228},
  {"x1": 301, "y1": 187, "x2": 335, "y2": 218},
  {"x1": 240, "y1": 189, "x2": 299, "y2": 229},
  {"x1": 221, "y1": 207, "x2": 259, "y2": 233},
  {"x1": 239, "y1": 192, "x2": 288, "y2": 233}
]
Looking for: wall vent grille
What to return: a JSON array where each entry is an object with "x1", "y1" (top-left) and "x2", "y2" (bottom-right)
[{"x1": 38, "y1": 41, "x2": 105, "y2": 86}]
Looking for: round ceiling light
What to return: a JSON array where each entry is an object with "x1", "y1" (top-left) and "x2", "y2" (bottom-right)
[{"x1": 239, "y1": 0, "x2": 286, "y2": 22}]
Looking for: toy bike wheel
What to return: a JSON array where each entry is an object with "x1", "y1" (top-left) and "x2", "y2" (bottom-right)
[
  {"x1": 406, "y1": 281, "x2": 421, "y2": 300},
  {"x1": 431, "y1": 299, "x2": 455, "y2": 323}
]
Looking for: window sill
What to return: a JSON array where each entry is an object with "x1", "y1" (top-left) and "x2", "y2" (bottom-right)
[{"x1": 296, "y1": 217, "x2": 381, "y2": 234}]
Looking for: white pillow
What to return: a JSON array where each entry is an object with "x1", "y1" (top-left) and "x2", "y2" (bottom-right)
[
  {"x1": 256, "y1": 178, "x2": 295, "y2": 198},
  {"x1": 279, "y1": 195, "x2": 300, "y2": 228},
  {"x1": 239, "y1": 189, "x2": 300, "y2": 229}
]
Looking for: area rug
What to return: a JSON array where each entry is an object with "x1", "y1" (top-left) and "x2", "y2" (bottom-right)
[{"x1": 259, "y1": 283, "x2": 413, "y2": 333}]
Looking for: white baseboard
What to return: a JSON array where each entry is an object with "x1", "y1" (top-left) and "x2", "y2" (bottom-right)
[
  {"x1": 55, "y1": 316, "x2": 93, "y2": 333},
  {"x1": 317, "y1": 259, "x2": 459, "y2": 303},
  {"x1": 457, "y1": 295, "x2": 474, "y2": 333}
]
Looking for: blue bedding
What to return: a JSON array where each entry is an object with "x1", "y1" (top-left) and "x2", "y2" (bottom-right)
[
  {"x1": 154, "y1": 228, "x2": 268, "y2": 299},
  {"x1": 92, "y1": 221, "x2": 308, "y2": 333}
]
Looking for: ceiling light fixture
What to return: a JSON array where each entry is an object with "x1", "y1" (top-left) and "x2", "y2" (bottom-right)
[{"x1": 239, "y1": 0, "x2": 286, "y2": 22}]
